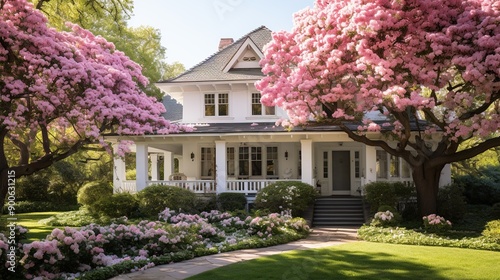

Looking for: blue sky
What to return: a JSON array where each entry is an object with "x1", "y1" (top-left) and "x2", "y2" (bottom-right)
[{"x1": 129, "y1": 0, "x2": 314, "y2": 69}]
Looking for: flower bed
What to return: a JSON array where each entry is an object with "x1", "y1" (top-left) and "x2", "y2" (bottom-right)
[{"x1": 1, "y1": 209, "x2": 309, "y2": 279}]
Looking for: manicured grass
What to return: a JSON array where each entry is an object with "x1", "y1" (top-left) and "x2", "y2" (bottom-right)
[
  {"x1": 188, "y1": 242, "x2": 500, "y2": 280},
  {"x1": 6, "y1": 212, "x2": 60, "y2": 241}
]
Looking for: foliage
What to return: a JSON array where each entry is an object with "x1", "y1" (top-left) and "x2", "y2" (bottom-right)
[
  {"x1": 32, "y1": 0, "x2": 186, "y2": 101},
  {"x1": 422, "y1": 214, "x2": 452, "y2": 233},
  {"x1": 453, "y1": 165, "x2": 500, "y2": 205},
  {"x1": 0, "y1": 0, "x2": 185, "y2": 209},
  {"x1": 491, "y1": 203, "x2": 500, "y2": 220},
  {"x1": 363, "y1": 182, "x2": 415, "y2": 212},
  {"x1": 1, "y1": 209, "x2": 309, "y2": 279},
  {"x1": 137, "y1": 185, "x2": 198, "y2": 217},
  {"x1": 358, "y1": 226, "x2": 500, "y2": 251},
  {"x1": 370, "y1": 206, "x2": 401, "y2": 227},
  {"x1": 2, "y1": 201, "x2": 77, "y2": 214},
  {"x1": 437, "y1": 183, "x2": 467, "y2": 222},
  {"x1": 482, "y1": 220, "x2": 500, "y2": 243},
  {"x1": 256, "y1": 0, "x2": 500, "y2": 216},
  {"x1": 90, "y1": 193, "x2": 140, "y2": 219},
  {"x1": 77, "y1": 182, "x2": 113, "y2": 206},
  {"x1": 217, "y1": 193, "x2": 247, "y2": 212},
  {"x1": 254, "y1": 181, "x2": 318, "y2": 216},
  {"x1": 14, "y1": 173, "x2": 51, "y2": 202},
  {"x1": 370, "y1": 210, "x2": 399, "y2": 227}
]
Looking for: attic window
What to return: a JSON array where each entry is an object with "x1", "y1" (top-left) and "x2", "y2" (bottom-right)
[{"x1": 242, "y1": 57, "x2": 257, "y2": 61}]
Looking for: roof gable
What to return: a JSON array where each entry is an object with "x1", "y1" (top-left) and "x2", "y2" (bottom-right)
[
  {"x1": 159, "y1": 26, "x2": 272, "y2": 84},
  {"x1": 222, "y1": 37, "x2": 263, "y2": 72}
]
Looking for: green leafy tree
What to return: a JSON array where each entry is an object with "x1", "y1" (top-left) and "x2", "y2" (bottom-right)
[{"x1": 31, "y1": 0, "x2": 185, "y2": 100}]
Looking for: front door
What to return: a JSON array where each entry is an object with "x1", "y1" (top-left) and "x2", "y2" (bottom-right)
[{"x1": 332, "y1": 151, "x2": 351, "y2": 194}]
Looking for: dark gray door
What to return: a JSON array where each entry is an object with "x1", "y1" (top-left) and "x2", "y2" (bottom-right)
[{"x1": 332, "y1": 151, "x2": 351, "y2": 191}]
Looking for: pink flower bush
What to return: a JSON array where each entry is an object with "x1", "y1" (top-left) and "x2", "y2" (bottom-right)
[
  {"x1": 423, "y1": 214, "x2": 452, "y2": 233},
  {"x1": 1, "y1": 209, "x2": 310, "y2": 279}
]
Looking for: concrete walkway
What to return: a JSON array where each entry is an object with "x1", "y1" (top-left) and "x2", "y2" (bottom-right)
[{"x1": 111, "y1": 227, "x2": 359, "y2": 280}]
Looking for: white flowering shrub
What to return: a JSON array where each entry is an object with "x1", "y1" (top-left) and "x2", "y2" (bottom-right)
[{"x1": 370, "y1": 210, "x2": 401, "y2": 227}]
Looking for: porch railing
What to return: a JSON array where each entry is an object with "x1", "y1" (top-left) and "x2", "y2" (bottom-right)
[
  {"x1": 226, "y1": 179, "x2": 301, "y2": 194},
  {"x1": 118, "y1": 179, "x2": 302, "y2": 195},
  {"x1": 148, "y1": 180, "x2": 216, "y2": 193}
]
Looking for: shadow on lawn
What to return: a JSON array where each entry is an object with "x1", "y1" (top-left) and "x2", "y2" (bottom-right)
[{"x1": 190, "y1": 247, "x2": 448, "y2": 280}]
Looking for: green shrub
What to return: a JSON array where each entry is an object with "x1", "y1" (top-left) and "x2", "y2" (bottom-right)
[
  {"x1": 369, "y1": 205, "x2": 402, "y2": 227},
  {"x1": 137, "y1": 184, "x2": 197, "y2": 217},
  {"x1": 364, "y1": 181, "x2": 415, "y2": 212},
  {"x1": 217, "y1": 193, "x2": 247, "y2": 212},
  {"x1": 491, "y1": 203, "x2": 500, "y2": 219},
  {"x1": 454, "y1": 166, "x2": 500, "y2": 205},
  {"x1": 77, "y1": 181, "x2": 113, "y2": 206},
  {"x1": 91, "y1": 193, "x2": 140, "y2": 218},
  {"x1": 2, "y1": 201, "x2": 78, "y2": 214},
  {"x1": 482, "y1": 220, "x2": 500, "y2": 242},
  {"x1": 15, "y1": 173, "x2": 51, "y2": 202},
  {"x1": 254, "y1": 181, "x2": 317, "y2": 217},
  {"x1": 193, "y1": 194, "x2": 217, "y2": 213},
  {"x1": 437, "y1": 183, "x2": 467, "y2": 222}
]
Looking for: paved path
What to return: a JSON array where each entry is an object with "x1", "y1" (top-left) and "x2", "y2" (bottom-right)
[{"x1": 111, "y1": 227, "x2": 359, "y2": 280}]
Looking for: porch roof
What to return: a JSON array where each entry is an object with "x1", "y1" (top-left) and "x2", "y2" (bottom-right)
[{"x1": 172, "y1": 120, "x2": 432, "y2": 134}]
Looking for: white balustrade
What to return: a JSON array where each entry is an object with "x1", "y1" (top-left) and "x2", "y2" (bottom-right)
[
  {"x1": 118, "y1": 179, "x2": 301, "y2": 195},
  {"x1": 225, "y1": 179, "x2": 301, "y2": 194}
]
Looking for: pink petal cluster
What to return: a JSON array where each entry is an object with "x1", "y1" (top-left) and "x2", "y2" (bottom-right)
[
  {"x1": 1, "y1": 208, "x2": 310, "y2": 279},
  {"x1": 256, "y1": 0, "x2": 500, "y2": 140},
  {"x1": 1, "y1": 0, "x2": 187, "y2": 159}
]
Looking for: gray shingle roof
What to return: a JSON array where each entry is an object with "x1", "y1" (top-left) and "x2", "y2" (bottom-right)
[{"x1": 159, "y1": 26, "x2": 272, "y2": 83}]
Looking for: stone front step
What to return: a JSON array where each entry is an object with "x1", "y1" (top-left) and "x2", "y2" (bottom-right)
[{"x1": 313, "y1": 196, "x2": 365, "y2": 227}]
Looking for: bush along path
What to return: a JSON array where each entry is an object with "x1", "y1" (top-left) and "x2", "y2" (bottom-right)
[{"x1": 0, "y1": 209, "x2": 310, "y2": 280}]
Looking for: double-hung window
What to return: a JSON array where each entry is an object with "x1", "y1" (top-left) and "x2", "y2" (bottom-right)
[
  {"x1": 205, "y1": 93, "x2": 229, "y2": 116},
  {"x1": 251, "y1": 93, "x2": 275, "y2": 115}
]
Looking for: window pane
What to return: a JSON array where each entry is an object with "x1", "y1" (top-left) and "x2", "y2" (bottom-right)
[
  {"x1": 204, "y1": 94, "x2": 215, "y2": 116},
  {"x1": 239, "y1": 147, "x2": 249, "y2": 176},
  {"x1": 390, "y1": 155, "x2": 400, "y2": 177},
  {"x1": 201, "y1": 147, "x2": 214, "y2": 177},
  {"x1": 354, "y1": 151, "x2": 360, "y2": 178},
  {"x1": 219, "y1": 104, "x2": 228, "y2": 116},
  {"x1": 218, "y1": 93, "x2": 228, "y2": 116},
  {"x1": 252, "y1": 93, "x2": 261, "y2": 115},
  {"x1": 376, "y1": 150, "x2": 388, "y2": 179},
  {"x1": 264, "y1": 105, "x2": 275, "y2": 115},
  {"x1": 227, "y1": 147, "x2": 235, "y2": 176},
  {"x1": 323, "y1": 151, "x2": 328, "y2": 178},
  {"x1": 252, "y1": 104, "x2": 261, "y2": 115},
  {"x1": 251, "y1": 147, "x2": 262, "y2": 176},
  {"x1": 266, "y1": 147, "x2": 277, "y2": 176}
]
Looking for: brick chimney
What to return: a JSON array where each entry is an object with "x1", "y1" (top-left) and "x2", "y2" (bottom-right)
[{"x1": 218, "y1": 38, "x2": 234, "y2": 51}]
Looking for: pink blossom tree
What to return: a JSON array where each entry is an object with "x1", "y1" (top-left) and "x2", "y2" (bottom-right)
[
  {"x1": 0, "y1": 0, "x2": 184, "y2": 208},
  {"x1": 256, "y1": 0, "x2": 500, "y2": 215}
]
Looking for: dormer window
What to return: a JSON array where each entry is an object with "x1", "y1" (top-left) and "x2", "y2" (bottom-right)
[
  {"x1": 205, "y1": 93, "x2": 229, "y2": 116},
  {"x1": 252, "y1": 93, "x2": 275, "y2": 115}
]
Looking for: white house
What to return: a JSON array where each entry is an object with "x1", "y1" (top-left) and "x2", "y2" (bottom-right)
[{"x1": 109, "y1": 26, "x2": 451, "y2": 198}]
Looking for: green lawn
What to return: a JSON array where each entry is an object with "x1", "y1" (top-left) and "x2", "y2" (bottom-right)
[
  {"x1": 188, "y1": 242, "x2": 500, "y2": 280},
  {"x1": 4, "y1": 212, "x2": 60, "y2": 242}
]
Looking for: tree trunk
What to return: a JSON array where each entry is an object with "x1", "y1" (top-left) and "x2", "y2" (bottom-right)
[{"x1": 412, "y1": 163, "x2": 444, "y2": 217}]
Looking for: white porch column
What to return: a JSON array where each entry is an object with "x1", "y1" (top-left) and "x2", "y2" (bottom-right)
[
  {"x1": 136, "y1": 143, "x2": 149, "y2": 192},
  {"x1": 300, "y1": 139, "x2": 314, "y2": 185},
  {"x1": 150, "y1": 154, "x2": 158, "y2": 181},
  {"x1": 215, "y1": 141, "x2": 227, "y2": 194},
  {"x1": 163, "y1": 151, "x2": 173, "y2": 180},
  {"x1": 112, "y1": 145, "x2": 126, "y2": 193},
  {"x1": 364, "y1": 145, "x2": 377, "y2": 186}
]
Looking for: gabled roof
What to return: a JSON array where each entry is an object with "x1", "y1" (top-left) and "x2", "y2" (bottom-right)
[{"x1": 159, "y1": 26, "x2": 272, "y2": 83}]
